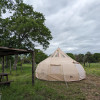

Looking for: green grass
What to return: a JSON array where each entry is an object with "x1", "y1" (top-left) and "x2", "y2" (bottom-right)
[
  {"x1": 0, "y1": 63, "x2": 100, "y2": 100},
  {"x1": 84, "y1": 63, "x2": 100, "y2": 76}
]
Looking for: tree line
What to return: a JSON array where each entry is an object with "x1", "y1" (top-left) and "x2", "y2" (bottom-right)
[
  {"x1": 0, "y1": 50, "x2": 100, "y2": 72},
  {"x1": 22, "y1": 51, "x2": 100, "y2": 66},
  {"x1": 67, "y1": 52, "x2": 100, "y2": 67}
]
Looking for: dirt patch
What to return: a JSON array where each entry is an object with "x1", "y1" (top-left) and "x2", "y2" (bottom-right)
[{"x1": 80, "y1": 75, "x2": 100, "y2": 100}]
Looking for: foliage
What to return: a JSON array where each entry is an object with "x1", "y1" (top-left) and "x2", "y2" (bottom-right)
[
  {"x1": 17, "y1": 56, "x2": 23, "y2": 66},
  {"x1": 0, "y1": 0, "x2": 15, "y2": 17},
  {"x1": 85, "y1": 52, "x2": 95, "y2": 63},
  {"x1": 24, "y1": 49, "x2": 48, "y2": 64},
  {"x1": 93, "y1": 53, "x2": 100, "y2": 62},
  {"x1": 23, "y1": 57, "x2": 31, "y2": 64},
  {"x1": 67, "y1": 53, "x2": 75, "y2": 60},
  {"x1": 35, "y1": 49, "x2": 48, "y2": 64},
  {"x1": 74, "y1": 52, "x2": 100, "y2": 63},
  {"x1": 0, "y1": 1, "x2": 52, "y2": 50},
  {"x1": 75, "y1": 54, "x2": 84, "y2": 62}
]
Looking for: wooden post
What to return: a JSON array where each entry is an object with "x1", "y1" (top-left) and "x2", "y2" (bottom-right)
[
  {"x1": 13, "y1": 55, "x2": 18, "y2": 72},
  {"x1": 2, "y1": 56, "x2": 4, "y2": 73},
  {"x1": 10, "y1": 60, "x2": 11, "y2": 74},
  {"x1": 32, "y1": 51, "x2": 35, "y2": 85}
]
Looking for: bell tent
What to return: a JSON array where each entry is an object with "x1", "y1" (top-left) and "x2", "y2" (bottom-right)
[{"x1": 36, "y1": 48, "x2": 86, "y2": 82}]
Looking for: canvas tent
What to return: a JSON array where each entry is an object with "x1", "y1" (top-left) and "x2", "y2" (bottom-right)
[{"x1": 36, "y1": 48, "x2": 86, "y2": 82}]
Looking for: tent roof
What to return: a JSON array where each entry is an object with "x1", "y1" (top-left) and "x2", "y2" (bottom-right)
[
  {"x1": 50, "y1": 48, "x2": 69, "y2": 58},
  {"x1": 0, "y1": 47, "x2": 33, "y2": 56}
]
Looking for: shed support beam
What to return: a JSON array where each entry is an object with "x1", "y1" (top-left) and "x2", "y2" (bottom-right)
[
  {"x1": 2, "y1": 56, "x2": 4, "y2": 73},
  {"x1": 32, "y1": 51, "x2": 35, "y2": 85}
]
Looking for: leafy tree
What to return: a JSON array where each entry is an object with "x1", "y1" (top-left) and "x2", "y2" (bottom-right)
[
  {"x1": 0, "y1": 18, "x2": 11, "y2": 46},
  {"x1": 93, "y1": 53, "x2": 100, "y2": 62},
  {"x1": 85, "y1": 52, "x2": 94, "y2": 67},
  {"x1": 23, "y1": 49, "x2": 48, "y2": 64},
  {"x1": 75, "y1": 54, "x2": 87, "y2": 67},
  {"x1": 35, "y1": 49, "x2": 48, "y2": 64},
  {"x1": 67, "y1": 53, "x2": 75, "y2": 60},
  {"x1": 75, "y1": 54, "x2": 84, "y2": 63},
  {"x1": 0, "y1": 0, "x2": 14, "y2": 17},
  {"x1": 0, "y1": 0, "x2": 52, "y2": 70},
  {"x1": 1, "y1": 1, "x2": 52, "y2": 49}
]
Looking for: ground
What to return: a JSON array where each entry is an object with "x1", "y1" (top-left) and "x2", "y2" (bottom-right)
[{"x1": 0, "y1": 63, "x2": 100, "y2": 100}]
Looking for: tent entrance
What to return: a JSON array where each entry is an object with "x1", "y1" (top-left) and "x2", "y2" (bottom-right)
[
  {"x1": 50, "y1": 64, "x2": 62, "y2": 74},
  {"x1": 48, "y1": 64, "x2": 63, "y2": 81}
]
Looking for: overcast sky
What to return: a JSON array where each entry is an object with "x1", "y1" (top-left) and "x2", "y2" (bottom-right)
[{"x1": 23, "y1": 0, "x2": 100, "y2": 55}]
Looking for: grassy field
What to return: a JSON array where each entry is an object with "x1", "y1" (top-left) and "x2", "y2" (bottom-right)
[{"x1": 0, "y1": 63, "x2": 100, "y2": 100}]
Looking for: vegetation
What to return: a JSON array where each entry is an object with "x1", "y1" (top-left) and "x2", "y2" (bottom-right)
[
  {"x1": 35, "y1": 49, "x2": 48, "y2": 64},
  {"x1": 0, "y1": 0, "x2": 52, "y2": 70},
  {"x1": 0, "y1": 0, "x2": 52, "y2": 49},
  {"x1": 0, "y1": 0, "x2": 14, "y2": 17},
  {"x1": 67, "y1": 53, "x2": 75, "y2": 60},
  {"x1": 67, "y1": 52, "x2": 100, "y2": 67},
  {"x1": 85, "y1": 63, "x2": 100, "y2": 76},
  {"x1": 17, "y1": 49, "x2": 48, "y2": 65},
  {"x1": 0, "y1": 63, "x2": 100, "y2": 100}
]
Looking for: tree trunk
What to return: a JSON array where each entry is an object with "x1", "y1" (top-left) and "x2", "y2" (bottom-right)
[
  {"x1": 2, "y1": 56, "x2": 4, "y2": 73},
  {"x1": 10, "y1": 60, "x2": 11, "y2": 74},
  {"x1": 83, "y1": 56, "x2": 86, "y2": 67},
  {"x1": 5, "y1": 56, "x2": 9, "y2": 68},
  {"x1": 13, "y1": 55, "x2": 18, "y2": 71},
  {"x1": 84, "y1": 62, "x2": 85, "y2": 67},
  {"x1": 89, "y1": 63, "x2": 90, "y2": 67}
]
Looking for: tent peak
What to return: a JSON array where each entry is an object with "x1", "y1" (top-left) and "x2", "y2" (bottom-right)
[{"x1": 51, "y1": 48, "x2": 67, "y2": 58}]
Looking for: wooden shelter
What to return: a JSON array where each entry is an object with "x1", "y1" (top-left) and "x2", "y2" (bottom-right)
[{"x1": 0, "y1": 47, "x2": 35, "y2": 85}]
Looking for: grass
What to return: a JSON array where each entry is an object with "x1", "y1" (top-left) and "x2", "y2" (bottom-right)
[
  {"x1": 84, "y1": 63, "x2": 100, "y2": 76},
  {"x1": 0, "y1": 63, "x2": 100, "y2": 100}
]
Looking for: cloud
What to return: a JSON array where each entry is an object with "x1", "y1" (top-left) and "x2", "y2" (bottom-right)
[{"x1": 23, "y1": 0, "x2": 100, "y2": 55}]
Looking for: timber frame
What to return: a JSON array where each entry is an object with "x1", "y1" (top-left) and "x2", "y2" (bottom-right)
[{"x1": 0, "y1": 47, "x2": 35, "y2": 85}]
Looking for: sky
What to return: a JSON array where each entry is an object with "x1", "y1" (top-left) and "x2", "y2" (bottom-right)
[{"x1": 18, "y1": 0, "x2": 100, "y2": 54}]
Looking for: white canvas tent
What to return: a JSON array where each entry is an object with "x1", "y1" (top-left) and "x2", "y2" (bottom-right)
[{"x1": 36, "y1": 48, "x2": 86, "y2": 82}]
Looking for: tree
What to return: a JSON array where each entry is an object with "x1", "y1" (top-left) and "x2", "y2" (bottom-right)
[
  {"x1": 75, "y1": 54, "x2": 84, "y2": 63},
  {"x1": 3, "y1": 1, "x2": 52, "y2": 49},
  {"x1": 67, "y1": 53, "x2": 75, "y2": 60},
  {"x1": 35, "y1": 49, "x2": 48, "y2": 64},
  {"x1": 75, "y1": 54, "x2": 87, "y2": 67},
  {"x1": 0, "y1": 0, "x2": 52, "y2": 70},
  {"x1": 85, "y1": 52, "x2": 94, "y2": 67},
  {"x1": 93, "y1": 53, "x2": 100, "y2": 62},
  {"x1": 0, "y1": 0, "x2": 14, "y2": 17},
  {"x1": 83, "y1": 54, "x2": 87, "y2": 67}
]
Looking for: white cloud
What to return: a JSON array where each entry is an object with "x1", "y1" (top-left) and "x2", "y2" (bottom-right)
[{"x1": 23, "y1": 0, "x2": 100, "y2": 55}]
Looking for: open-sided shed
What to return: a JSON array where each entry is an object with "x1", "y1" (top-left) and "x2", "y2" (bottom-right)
[{"x1": 0, "y1": 47, "x2": 35, "y2": 85}]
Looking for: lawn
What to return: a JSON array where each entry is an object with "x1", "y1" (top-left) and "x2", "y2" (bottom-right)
[{"x1": 0, "y1": 63, "x2": 100, "y2": 100}]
